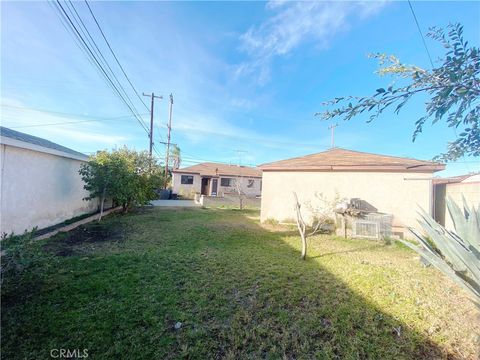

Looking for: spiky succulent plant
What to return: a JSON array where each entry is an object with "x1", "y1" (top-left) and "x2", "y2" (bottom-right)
[{"x1": 402, "y1": 197, "x2": 480, "y2": 307}]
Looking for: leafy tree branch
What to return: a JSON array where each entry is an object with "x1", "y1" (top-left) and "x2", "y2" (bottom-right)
[{"x1": 318, "y1": 23, "x2": 479, "y2": 161}]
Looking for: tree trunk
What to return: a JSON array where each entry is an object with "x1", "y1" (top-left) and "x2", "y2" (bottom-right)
[
  {"x1": 293, "y1": 192, "x2": 308, "y2": 260},
  {"x1": 98, "y1": 184, "x2": 107, "y2": 222},
  {"x1": 300, "y1": 229, "x2": 307, "y2": 260}
]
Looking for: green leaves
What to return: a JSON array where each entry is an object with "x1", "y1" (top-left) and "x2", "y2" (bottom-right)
[
  {"x1": 401, "y1": 198, "x2": 480, "y2": 307},
  {"x1": 79, "y1": 148, "x2": 165, "y2": 211},
  {"x1": 318, "y1": 22, "x2": 479, "y2": 162}
]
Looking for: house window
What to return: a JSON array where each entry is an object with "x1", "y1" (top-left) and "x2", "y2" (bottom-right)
[
  {"x1": 181, "y1": 175, "x2": 194, "y2": 185},
  {"x1": 247, "y1": 179, "x2": 254, "y2": 188},
  {"x1": 221, "y1": 178, "x2": 233, "y2": 187}
]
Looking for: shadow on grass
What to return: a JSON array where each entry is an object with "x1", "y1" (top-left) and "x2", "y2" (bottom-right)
[
  {"x1": 310, "y1": 244, "x2": 383, "y2": 258},
  {"x1": 0, "y1": 207, "x2": 466, "y2": 359}
]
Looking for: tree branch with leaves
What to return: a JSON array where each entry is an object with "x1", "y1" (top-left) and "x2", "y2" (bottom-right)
[{"x1": 319, "y1": 23, "x2": 479, "y2": 161}]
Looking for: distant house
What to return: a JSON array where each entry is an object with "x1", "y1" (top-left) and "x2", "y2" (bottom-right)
[
  {"x1": 433, "y1": 173, "x2": 480, "y2": 231},
  {"x1": 259, "y1": 148, "x2": 445, "y2": 238},
  {"x1": 0, "y1": 127, "x2": 98, "y2": 235},
  {"x1": 172, "y1": 162, "x2": 262, "y2": 198}
]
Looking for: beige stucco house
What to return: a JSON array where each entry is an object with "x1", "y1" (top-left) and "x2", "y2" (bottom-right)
[
  {"x1": 259, "y1": 148, "x2": 445, "y2": 238},
  {"x1": 172, "y1": 162, "x2": 262, "y2": 198}
]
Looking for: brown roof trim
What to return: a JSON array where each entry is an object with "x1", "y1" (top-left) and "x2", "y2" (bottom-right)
[
  {"x1": 217, "y1": 174, "x2": 262, "y2": 178},
  {"x1": 262, "y1": 166, "x2": 444, "y2": 173},
  {"x1": 172, "y1": 170, "x2": 262, "y2": 178},
  {"x1": 172, "y1": 170, "x2": 200, "y2": 175}
]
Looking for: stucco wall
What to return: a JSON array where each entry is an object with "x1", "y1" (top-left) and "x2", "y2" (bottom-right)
[
  {"x1": 260, "y1": 171, "x2": 433, "y2": 234},
  {"x1": 172, "y1": 173, "x2": 261, "y2": 198},
  {"x1": 171, "y1": 173, "x2": 201, "y2": 198},
  {"x1": 199, "y1": 194, "x2": 261, "y2": 208},
  {"x1": 444, "y1": 182, "x2": 480, "y2": 231},
  {"x1": 217, "y1": 176, "x2": 261, "y2": 197},
  {"x1": 0, "y1": 144, "x2": 98, "y2": 235}
]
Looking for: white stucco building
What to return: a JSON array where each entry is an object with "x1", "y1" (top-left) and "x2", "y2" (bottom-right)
[{"x1": 0, "y1": 126, "x2": 98, "y2": 235}]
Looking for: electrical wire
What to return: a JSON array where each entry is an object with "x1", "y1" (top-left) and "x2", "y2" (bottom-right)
[
  {"x1": 65, "y1": 1, "x2": 144, "y2": 122},
  {"x1": 84, "y1": 0, "x2": 150, "y2": 113},
  {"x1": 407, "y1": 0, "x2": 434, "y2": 68},
  {"x1": 66, "y1": 0, "x2": 148, "y2": 131},
  {"x1": 1, "y1": 104, "x2": 148, "y2": 121},
  {"x1": 52, "y1": 0, "x2": 150, "y2": 135},
  {"x1": 4, "y1": 116, "x2": 142, "y2": 129}
]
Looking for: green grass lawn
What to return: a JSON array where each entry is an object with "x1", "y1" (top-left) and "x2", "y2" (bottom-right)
[{"x1": 2, "y1": 208, "x2": 479, "y2": 359}]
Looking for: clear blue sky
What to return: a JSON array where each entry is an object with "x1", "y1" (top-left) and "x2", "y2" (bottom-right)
[{"x1": 1, "y1": 1, "x2": 479, "y2": 176}]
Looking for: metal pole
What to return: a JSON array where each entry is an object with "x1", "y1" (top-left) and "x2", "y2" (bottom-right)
[
  {"x1": 164, "y1": 94, "x2": 173, "y2": 188},
  {"x1": 328, "y1": 123, "x2": 338, "y2": 148}
]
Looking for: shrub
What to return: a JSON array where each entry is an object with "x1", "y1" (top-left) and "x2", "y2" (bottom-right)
[
  {"x1": 0, "y1": 229, "x2": 47, "y2": 285},
  {"x1": 80, "y1": 147, "x2": 165, "y2": 217}
]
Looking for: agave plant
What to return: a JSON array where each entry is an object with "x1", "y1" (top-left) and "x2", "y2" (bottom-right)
[{"x1": 401, "y1": 197, "x2": 480, "y2": 307}]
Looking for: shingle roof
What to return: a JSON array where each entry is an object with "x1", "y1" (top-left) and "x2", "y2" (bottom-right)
[
  {"x1": 173, "y1": 162, "x2": 262, "y2": 178},
  {"x1": 259, "y1": 148, "x2": 445, "y2": 172},
  {"x1": 433, "y1": 173, "x2": 479, "y2": 185},
  {"x1": 0, "y1": 126, "x2": 87, "y2": 159}
]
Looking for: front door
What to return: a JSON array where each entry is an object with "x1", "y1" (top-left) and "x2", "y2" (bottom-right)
[
  {"x1": 201, "y1": 178, "x2": 210, "y2": 195},
  {"x1": 211, "y1": 179, "x2": 218, "y2": 196}
]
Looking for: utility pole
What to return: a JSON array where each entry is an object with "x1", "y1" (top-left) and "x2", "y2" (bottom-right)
[
  {"x1": 328, "y1": 123, "x2": 338, "y2": 148},
  {"x1": 164, "y1": 94, "x2": 173, "y2": 188},
  {"x1": 142, "y1": 92, "x2": 163, "y2": 158}
]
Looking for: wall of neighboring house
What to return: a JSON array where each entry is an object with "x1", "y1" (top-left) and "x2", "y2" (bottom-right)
[
  {"x1": 444, "y1": 181, "x2": 480, "y2": 231},
  {"x1": 260, "y1": 170, "x2": 433, "y2": 237},
  {"x1": 197, "y1": 194, "x2": 261, "y2": 208},
  {"x1": 433, "y1": 184, "x2": 447, "y2": 226},
  {"x1": 217, "y1": 176, "x2": 261, "y2": 197},
  {"x1": 0, "y1": 143, "x2": 98, "y2": 235},
  {"x1": 171, "y1": 172, "x2": 201, "y2": 198}
]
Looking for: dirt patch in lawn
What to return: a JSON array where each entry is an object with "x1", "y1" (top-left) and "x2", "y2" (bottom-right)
[{"x1": 43, "y1": 221, "x2": 129, "y2": 257}]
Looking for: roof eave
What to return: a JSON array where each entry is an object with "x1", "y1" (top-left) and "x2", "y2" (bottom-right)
[{"x1": 260, "y1": 165, "x2": 445, "y2": 172}]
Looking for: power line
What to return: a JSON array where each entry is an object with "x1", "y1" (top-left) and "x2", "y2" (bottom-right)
[
  {"x1": 66, "y1": 0, "x2": 148, "y2": 130},
  {"x1": 180, "y1": 152, "x2": 257, "y2": 167},
  {"x1": 4, "y1": 115, "x2": 141, "y2": 129},
  {"x1": 407, "y1": 0, "x2": 434, "y2": 68},
  {"x1": 65, "y1": 1, "x2": 141, "y2": 117},
  {"x1": 84, "y1": 0, "x2": 150, "y2": 113},
  {"x1": 1, "y1": 104, "x2": 148, "y2": 121},
  {"x1": 155, "y1": 123, "x2": 330, "y2": 151},
  {"x1": 52, "y1": 0, "x2": 150, "y2": 135}
]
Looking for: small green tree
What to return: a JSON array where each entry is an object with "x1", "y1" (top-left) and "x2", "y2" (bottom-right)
[
  {"x1": 319, "y1": 23, "x2": 479, "y2": 161},
  {"x1": 79, "y1": 147, "x2": 163, "y2": 218},
  {"x1": 79, "y1": 150, "x2": 118, "y2": 220}
]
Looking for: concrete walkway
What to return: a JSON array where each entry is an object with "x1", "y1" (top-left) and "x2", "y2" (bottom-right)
[{"x1": 150, "y1": 200, "x2": 200, "y2": 207}]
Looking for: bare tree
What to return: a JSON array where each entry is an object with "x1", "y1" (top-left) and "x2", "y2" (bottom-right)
[
  {"x1": 234, "y1": 177, "x2": 244, "y2": 210},
  {"x1": 293, "y1": 192, "x2": 337, "y2": 260}
]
